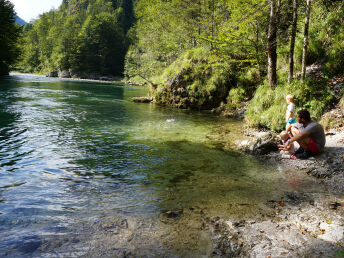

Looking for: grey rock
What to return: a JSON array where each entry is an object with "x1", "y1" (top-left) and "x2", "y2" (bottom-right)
[{"x1": 246, "y1": 132, "x2": 280, "y2": 155}]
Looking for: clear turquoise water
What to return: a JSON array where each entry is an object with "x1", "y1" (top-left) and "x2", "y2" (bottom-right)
[{"x1": 0, "y1": 74, "x2": 322, "y2": 256}]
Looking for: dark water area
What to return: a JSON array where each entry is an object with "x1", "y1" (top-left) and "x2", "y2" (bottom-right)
[{"x1": 0, "y1": 74, "x2": 326, "y2": 257}]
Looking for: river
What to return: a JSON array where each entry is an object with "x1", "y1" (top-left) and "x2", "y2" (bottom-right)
[{"x1": 0, "y1": 74, "x2": 325, "y2": 257}]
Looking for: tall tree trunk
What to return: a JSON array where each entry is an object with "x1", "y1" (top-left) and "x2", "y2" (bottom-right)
[
  {"x1": 210, "y1": 0, "x2": 215, "y2": 50},
  {"x1": 288, "y1": 0, "x2": 298, "y2": 84},
  {"x1": 276, "y1": 0, "x2": 282, "y2": 25},
  {"x1": 256, "y1": 20, "x2": 261, "y2": 75},
  {"x1": 301, "y1": 0, "x2": 311, "y2": 81},
  {"x1": 267, "y1": 0, "x2": 278, "y2": 88}
]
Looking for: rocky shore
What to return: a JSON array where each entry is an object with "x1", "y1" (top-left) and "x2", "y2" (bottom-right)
[
  {"x1": 208, "y1": 127, "x2": 344, "y2": 257},
  {"x1": 210, "y1": 68, "x2": 344, "y2": 257},
  {"x1": 46, "y1": 69, "x2": 123, "y2": 82}
]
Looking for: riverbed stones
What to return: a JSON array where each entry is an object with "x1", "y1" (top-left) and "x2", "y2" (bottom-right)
[{"x1": 211, "y1": 193, "x2": 343, "y2": 257}]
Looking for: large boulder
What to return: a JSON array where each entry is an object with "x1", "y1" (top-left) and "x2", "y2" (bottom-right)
[
  {"x1": 236, "y1": 131, "x2": 280, "y2": 155},
  {"x1": 249, "y1": 132, "x2": 279, "y2": 155}
]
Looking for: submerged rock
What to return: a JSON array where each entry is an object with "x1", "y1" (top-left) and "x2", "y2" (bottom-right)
[
  {"x1": 131, "y1": 96, "x2": 153, "y2": 103},
  {"x1": 161, "y1": 209, "x2": 183, "y2": 219}
]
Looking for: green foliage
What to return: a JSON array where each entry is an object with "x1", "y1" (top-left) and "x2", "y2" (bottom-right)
[
  {"x1": 246, "y1": 79, "x2": 333, "y2": 131},
  {"x1": 226, "y1": 88, "x2": 246, "y2": 110},
  {"x1": 125, "y1": 0, "x2": 268, "y2": 82},
  {"x1": 295, "y1": 2, "x2": 344, "y2": 76},
  {"x1": 334, "y1": 249, "x2": 344, "y2": 258},
  {"x1": 154, "y1": 48, "x2": 233, "y2": 110},
  {"x1": 77, "y1": 11, "x2": 126, "y2": 74},
  {"x1": 16, "y1": 0, "x2": 133, "y2": 76},
  {"x1": 0, "y1": 0, "x2": 21, "y2": 75}
]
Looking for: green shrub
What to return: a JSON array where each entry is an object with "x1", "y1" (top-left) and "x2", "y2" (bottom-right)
[
  {"x1": 227, "y1": 88, "x2": 245, "y2": 105},
  {"x1": 246, "y1": 79, "x2": 333, "y2": 131}
]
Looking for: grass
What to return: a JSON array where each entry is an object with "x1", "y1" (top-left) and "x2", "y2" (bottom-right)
[{"x1": 246, "y1": 76, "x2": 333, "y2": 131}]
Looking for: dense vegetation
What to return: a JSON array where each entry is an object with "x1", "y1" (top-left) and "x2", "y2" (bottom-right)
[
  {"x1": 0, "y1": 0, "x2": 21, "y2": 75},
  {"x1": 3, "y1": 0, "x2": 343, "y2": 130},
  {"x1": 16, "y1": 0, "x2": 134, "y2": 77},
  {"x1": 125, "y1": 0, "x2": 343, "y2": 130}
]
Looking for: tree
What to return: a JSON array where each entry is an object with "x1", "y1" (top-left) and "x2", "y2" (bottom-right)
[
  {"x1": 288, "y1": 0, "x2": 298, "y2": 84},
  {"x1": 17, "y1": 0, "x2": 132, "y2": 76},
  {"x1": 301, "y1": 0, "x2": 311, "y2": 81},
  {"x1": 78, "y1": 12, "x2": 126, "y2": 75},
  {"x1": 267, "y1": 0, "x2": 277, "y2": 88},
  {"x1": 0, "y1": 0, "x2": 21, "y2": 75}
]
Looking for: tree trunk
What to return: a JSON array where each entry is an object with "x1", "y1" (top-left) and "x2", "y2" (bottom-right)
[
  {"x1": 301, "y1": 0, "x2": 311, "y2": 81},
  {"x1": 210, "y1": 0, "x2": 215, "y2": 49},
  {"x1": 267, "y1": 0, "x2": 278, "y2": 88},
  {"x1": 288, "y1": 0, "x2": 298, "y2": 84},
  {"x1": 256, "y1": 20, "x2": 261, "y2": 75}
]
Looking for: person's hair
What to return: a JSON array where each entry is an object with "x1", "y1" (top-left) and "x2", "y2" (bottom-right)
[
  {"x1": 297, "y1": 109, "x2": 311, "y2": 121},
  {"x1": 286, "y1": 94, "x2": 294, "y2": 101},
  {"x1": 279, "y1": 131, "x2": 289, "y2": 140}
]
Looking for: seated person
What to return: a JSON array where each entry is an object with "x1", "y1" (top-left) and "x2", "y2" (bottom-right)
[
  {"x1": 278, "y1": 131, "x2": 295, "y2": 154},
  {"x1": 286, "y1": 122, "x2": 304, "y2": 138},
  {"x1": 282, "y1": 109, "x2": 326, "y2": 159}
]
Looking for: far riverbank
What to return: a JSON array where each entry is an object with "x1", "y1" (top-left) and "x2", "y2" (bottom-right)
[{"x1": 9, "y1": 72, "x2": 127, "y2": 85}]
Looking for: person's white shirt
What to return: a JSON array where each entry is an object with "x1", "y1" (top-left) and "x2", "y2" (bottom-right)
[{"x1": 286, "y1": 103, "x2": 295, "y2": 121}]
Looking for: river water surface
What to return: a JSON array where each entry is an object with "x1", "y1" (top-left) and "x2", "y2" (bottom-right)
[{"x1": 0, "y1": 74, "x2": 325, "y2": 256}]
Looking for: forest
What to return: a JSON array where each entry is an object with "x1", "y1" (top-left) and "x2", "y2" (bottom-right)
[{"x1": 1, "y1": 0, "x2": 344, "y2": 131}]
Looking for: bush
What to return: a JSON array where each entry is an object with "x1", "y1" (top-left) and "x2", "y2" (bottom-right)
[{"x1": 246, "y1": 78, "x2": 333, "y2": 131}]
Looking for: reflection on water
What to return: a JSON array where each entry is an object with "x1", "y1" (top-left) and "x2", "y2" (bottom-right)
[{"x1": 0, "y1": 74, "x2": 326, "y2": 256}]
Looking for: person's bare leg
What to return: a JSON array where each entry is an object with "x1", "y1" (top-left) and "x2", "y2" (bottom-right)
[
  {"x1": 290, "y1": 127, "x2": 301, "y2": 137},
  {"x1": 297, "y1": 137, "x2": 310, "y2": 150}
]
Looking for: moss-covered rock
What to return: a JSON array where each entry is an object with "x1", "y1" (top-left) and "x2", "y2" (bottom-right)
[{"x1": 153, "y1": 48, "x2": 234, "y2": 110}]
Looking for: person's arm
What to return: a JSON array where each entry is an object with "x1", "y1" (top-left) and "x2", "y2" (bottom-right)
[
  {"x1": 286, "y1": 124, "x2": 293, "y2": 134},
  {"x1": 286, "y1": 130, "x2": 310, "y2": 147}
]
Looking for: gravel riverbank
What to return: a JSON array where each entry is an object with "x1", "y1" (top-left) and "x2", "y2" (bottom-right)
[{"x1": 208, "y1": 127, "x2": 344, "y2": 257}]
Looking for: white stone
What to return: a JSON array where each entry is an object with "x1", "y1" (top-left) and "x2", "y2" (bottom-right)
[{"x1": 318, "y1": 222, "x2": 344, "y2": 243}]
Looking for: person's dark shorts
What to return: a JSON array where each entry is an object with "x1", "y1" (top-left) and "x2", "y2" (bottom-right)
[{"x1": 308, "y1": 138, "x2": 319, "y2": 154}]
